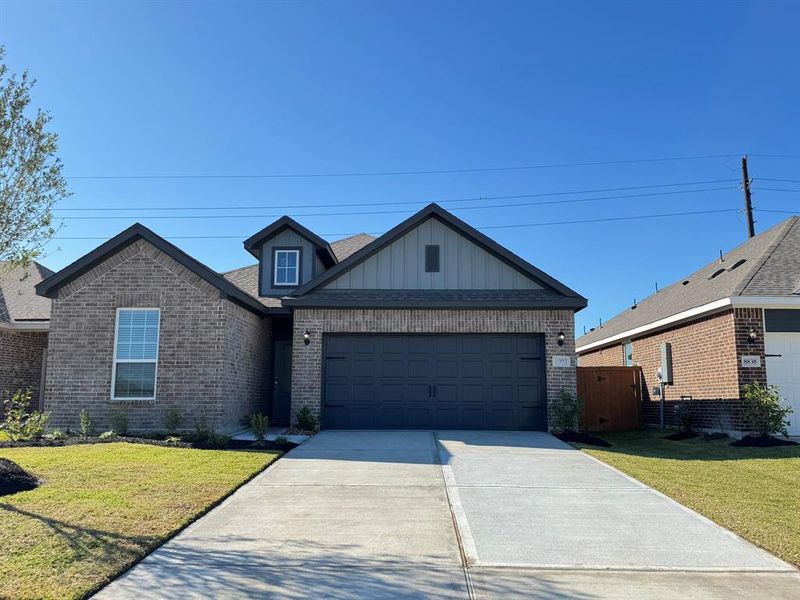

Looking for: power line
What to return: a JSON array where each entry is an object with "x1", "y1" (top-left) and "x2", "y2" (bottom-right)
[
  {"x1": 64, "y1": 153, "x2": 742, "y2": 180},
  {"x1": 753, "y1": 209, "x2": 799, "y2": 215},
  {"x1": 750, "y1": 154, "x2": 800, "y2": 160},
  {"x1": 751, "y1": 187, "x2": 800, "y2": 192},
  {"x1": 53, "y1": 178, "x2": 738, "y2": 212},
  {"x1": 758, "y1": 177, "x2": 800, "y2": 184},
  {"x1": 54, "y1": 186, "x2": 736, "y2": 221},
  {"x1": 53, "y1": 208, "x2": 740, "y2": 240}
]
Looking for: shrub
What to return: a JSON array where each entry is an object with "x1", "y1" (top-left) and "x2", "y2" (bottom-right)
[
  {"x1": 165, "y1": 436, "x2": 182, "y2": 446},
  {"x1": 1, "y1": 389, "x2": 50, "y2": 441},
  {"x1": 98, "y1": 430, "x2": 118, "y2": 441},
  {"x1": 110, "y1": 409, "x2": 129, "y2": 436},
  {"x1": 551, "y1": 390, "x2": 582, "y2": 433},
  {"x1": 194, "y1": 408, "x2": 212, "y2": 438},
  {"x1": 164, "y1": 408, "x2": 182, "y2": 434},
  {"x1": 46, "y1": 429, "x2": 67, "y2": 441},
  {"x1": 79, "y1": 409, "x2": 93, "y2": 438},
  {"x1": 742, "y1": 383, "x2": 793, "y2": 437},
  {"x1": 674, "y1": 401, "x2": 695, "y2": 432},
  {"x1": 274, "y1": 435, "x2": 290, "y2": 445},
  {"x1": 197, "y1": 433, "x2": 230, "y2": 449},
  {"x1": 295, "y1": 406, "x2": 318, "y2": 432},
  {"x1": 250, "y1": 413, "x2": 269, "y2": 441}
]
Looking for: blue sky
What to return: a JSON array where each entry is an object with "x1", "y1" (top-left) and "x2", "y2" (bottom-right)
[{"x1": 2, "y1": 0, "x2": 799, "y2": 336}]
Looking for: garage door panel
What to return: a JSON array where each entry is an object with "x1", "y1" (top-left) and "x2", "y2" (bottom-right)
[
  {"x1": 766, "y1": 332, "x2": 800, "y2": 436},
  {"x1": 323, "y1": 334, "x2": 546, "y2": 430}
]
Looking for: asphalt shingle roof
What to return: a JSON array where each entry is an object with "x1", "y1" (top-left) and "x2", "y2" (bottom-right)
[
  {"x1": 0, "y1": 261, "x2": 54, "y2": 323},
  {"x1": 577, "y1": 216, "x2": 800, "y2": 349},
  {"x1": 330, "y1": 233, "x2": 376, "y2": 261}
]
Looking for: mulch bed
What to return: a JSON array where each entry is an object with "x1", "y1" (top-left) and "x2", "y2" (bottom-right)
[
  {"x1": 664, "y1": 431, "x2": 699, "y2": 441},
  {"x1": 554, "y1": 431, "x2": 612, "y2": 447},
  {"x1": 0, "y1": 458, "x2": 39, "y2": 496},
  {"x1": 731, "y1": 435, "x2": 798, "y2": 448},
  {"x1": 0, "y1": 435, "x2": 299, "y2": 452}
]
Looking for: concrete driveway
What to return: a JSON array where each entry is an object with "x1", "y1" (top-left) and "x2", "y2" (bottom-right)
[{"x1": 97, "y1": 430, "x2": 798, "y2": 599}]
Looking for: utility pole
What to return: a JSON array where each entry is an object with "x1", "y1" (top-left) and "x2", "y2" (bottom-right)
[{"x1": 742, "y1": 155, "x2": 755, "y2": 238}]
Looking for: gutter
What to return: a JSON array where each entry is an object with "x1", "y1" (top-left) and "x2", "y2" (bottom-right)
[{"x1": 0, "y1": 321, "x2": 50, "y2": 332}]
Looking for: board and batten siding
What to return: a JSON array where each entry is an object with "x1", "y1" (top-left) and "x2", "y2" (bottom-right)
[
  {"x1": 324, "y1": 217, "x2": 542, "y2": 290},
  {"x1": 259, "y1": 228, "x2": 325, "y2": 294}
]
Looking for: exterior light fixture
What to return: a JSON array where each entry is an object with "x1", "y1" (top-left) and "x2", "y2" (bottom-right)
[
  {"x1": 303, "y1": 330, "x2": 311, "y2": 346},
  {"x1": 748, "y1": 328, "x2": 757, "y2": 343},
  {"x1": 557, "y1": 331, "x2": 566, "y2": 346}
]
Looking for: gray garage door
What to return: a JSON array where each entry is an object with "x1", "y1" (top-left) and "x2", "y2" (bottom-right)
[{"x1": 322, "y1": 334, "x2": 546, "y2": 430}]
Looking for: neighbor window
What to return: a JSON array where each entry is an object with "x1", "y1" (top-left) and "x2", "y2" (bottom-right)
[
  {"x1": 273, "y1": 249, "x2": 300, "y2": 286},
  {"x1": 623, "y1": 341, "x2": 634, "y2": 367},
  {"x1": 112, "y1": 309, "x2": 160, "y2": 400},
  {"x1": 425, "y1": 245, "x2": 440, "y2": 273}
]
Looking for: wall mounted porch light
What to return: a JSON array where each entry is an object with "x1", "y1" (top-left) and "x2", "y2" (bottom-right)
[
  {"x1": 747, "y1": 328, "x2": 758, "y2": 343},
  {"x1": 557, "y1": 331, "x2": 566, "y2": 346},
  {"x1": 303, "y1": 330, "x2": 311, "y2": 346}
]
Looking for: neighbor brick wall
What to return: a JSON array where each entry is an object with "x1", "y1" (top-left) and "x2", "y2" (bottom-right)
[
  {"x1": 0, "y1": 330, "x2": 48, "y2": 407},
  {"x1": 291, "y1": 308, "x2": 577, "y2": 429},
  {"x1": 44, "y1": 238, "x2": 269, "y2": 433},
  {"x1": 577, "y1": 307, "x2": 769, "y2": 432}
]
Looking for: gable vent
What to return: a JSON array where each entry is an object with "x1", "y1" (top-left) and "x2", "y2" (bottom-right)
[
  {"x1": 708, "y1": 268, "x2": 725, "y2": 280},
  {"x1": 425, "y1": 245, "x2": 440, "y2": 273},
  {"x1": 727, "y1": 259, "x2": 747, "y2": 271}
]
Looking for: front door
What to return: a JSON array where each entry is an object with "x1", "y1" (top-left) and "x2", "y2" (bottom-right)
[
  {"x1": 272, "y1": 340, "x2": 292, "y2": 426},
  {"x1": 766, "y1": 332, "x2": 800, "y2": 436}
]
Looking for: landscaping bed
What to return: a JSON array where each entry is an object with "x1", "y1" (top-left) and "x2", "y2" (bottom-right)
[
  {"x1": 577, "y1": 430, "x2": 800, "y2": 567},
  {"x1": 731, "y1": 435, "x2": 798, "y2": 448},
  {"x1": 554, "y1": 430, "x2": 611, "y2": 447},
  {"x1": 0, "y1": 442, "x2": 279, "y2": 600},
  {"x1": 0, "y1": 433, "x2": 300, "y2": 452},
  {"x1": 0, "y1": 458, "x2": 39, "y2": 496}
]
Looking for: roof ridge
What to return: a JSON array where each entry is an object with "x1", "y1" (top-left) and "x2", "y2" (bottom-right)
[
  {"x1": 733, "y1": 216, "x2": 799, "y2": 296},
  {"x1": 331, "y1": 232, "x2": 373, "y2": 243}
]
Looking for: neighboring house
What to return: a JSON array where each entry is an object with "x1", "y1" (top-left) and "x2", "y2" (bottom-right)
[
  {"x1": 0, "y1": 261, "x2": 53, "y2": 407},
  {"x1": 31, "y1": 203, "x2": 586, "y2": 433},
  {"x1": 577, "y1": 216, "x2": 800, "y2": 436}
]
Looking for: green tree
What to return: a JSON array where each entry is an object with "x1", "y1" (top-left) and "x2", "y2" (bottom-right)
[{"x1": 0, "y1": 46, "x2": 68, "y2": 266}]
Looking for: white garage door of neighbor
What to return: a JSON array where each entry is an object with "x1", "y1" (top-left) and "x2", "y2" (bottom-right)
[{"x1": 765, "y1": 332, "x2": 800, "y2": 436}]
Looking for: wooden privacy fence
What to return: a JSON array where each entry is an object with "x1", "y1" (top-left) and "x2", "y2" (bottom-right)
[{"x1": 577, "y1": 366, "x2": 642, "y2": 432}]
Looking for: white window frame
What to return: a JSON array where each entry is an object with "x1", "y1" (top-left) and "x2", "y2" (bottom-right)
[
  {"x1": 111, "y1": 307, "x2": 161, "y2": 401},
  {"x1": 273, "y1": 249, "x2": 300, "y2": 286}
]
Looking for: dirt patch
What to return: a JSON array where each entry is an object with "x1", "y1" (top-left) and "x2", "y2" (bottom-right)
[
  {"x1": 0, "y1": 458, "x2": 39, "y2": 496},
  {"x1": 731, "y1": 435, "x2": 798, "y2": 448},
  {"x1": 664, "y1": 431, "x2": 699, "y2": 441},
  {"x1": 554, "y1": 431, "x2": 612, "y2": 447}
]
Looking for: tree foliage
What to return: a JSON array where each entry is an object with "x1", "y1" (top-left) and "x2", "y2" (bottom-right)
[{"x1": 0, "y1": 46, "x2": 68, "y2": 266}]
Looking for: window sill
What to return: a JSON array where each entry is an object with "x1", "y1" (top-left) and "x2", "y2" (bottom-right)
[{"x1": 110, "y1": 398, "x2": 157, "y2": 405}]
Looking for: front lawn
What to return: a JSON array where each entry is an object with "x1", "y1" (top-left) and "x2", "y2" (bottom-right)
[
  {"x1": 579, "y1": 430, "x2": 800, "y2": 567},
  {"x1": 0, "y1": 443, "x2": 278, "y2": 600}
]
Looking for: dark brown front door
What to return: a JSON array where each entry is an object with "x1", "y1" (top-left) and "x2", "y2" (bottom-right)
[{"x1": 272, "y1": 340, "x2": 292, "y2": 426}]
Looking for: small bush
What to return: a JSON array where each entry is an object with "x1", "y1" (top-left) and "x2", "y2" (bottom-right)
[
  {"x1": 197, "y1": 433, "x2": 230, "y2": 449},
  {"x1": 250, "y1": 413, "x2": 269, "y2": 441},
  {"x1": 274, "y1": 435, "x2": 290, "y2": 445},
  {"x1": 165, "y1": 436, "x2": 182, "y2": 446},
  {"x1": 164, "y1": 408, "x2": 182, "y2": 434},
  {"x1": 109, "y1": 409, "x2": 129, "y2": 436},
  {"x1": 194, "y1": 408, "x2": 212, "y2": 438},
  {"x1": 295, "y1": 406, "x2": 318, "y2": 432},
  {"x1": 673, "y1": 401, "x2": 695, "y2": 433},
  {"x1": 98, "y1": 430, "x2": 118, "y2": 441},
  {"x1": 79, "y1": 409, "x2": 93, "y2": 438},
  {"x1": 742, "y1": 383, "x2": 793, "y2": 437},
  {"x1": 46, "y1": 429, "x2": 67, "y2": 441},
  {"x1": 551, "y1": 390, "x2": 582, "y2": 433},
  {"x1": 1, "y1": 389, "x2": 50, "y2": 441}
]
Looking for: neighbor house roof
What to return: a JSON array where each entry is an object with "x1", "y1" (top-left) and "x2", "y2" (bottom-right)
[
  {"x1": 0, "y1": 261, "x2": 54, "y2": 326},
  {"x1": 577, "y1": 216, "x2": 800, "y2": 351},
  {"x1": 243, "y1": 216, "x2": 338, "y2": 267},
  {"x1": 330, "y1": 233, "x2": 376, "y2": 261},
  {"x1": 286, "y1": 203, "x2": 587, "y2": 309},
  {"x1": 36, "y1": 223, "x2": 270, "y2": 316}
]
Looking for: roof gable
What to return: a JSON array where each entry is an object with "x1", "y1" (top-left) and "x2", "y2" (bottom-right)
[
  {"x1": 289, "y1": 203, "x2": 586, "y2": 305},
  {"x1": 243, "y1": 216, "x2": 337, "y2": 267},
  {"x1": 36, "y1": 223, "x2": 268, "y2": 316}
]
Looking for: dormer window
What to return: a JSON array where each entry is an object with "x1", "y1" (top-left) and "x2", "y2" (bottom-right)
[{"x1": 273, "y1": 249, "x2": 300, "y2": 286}]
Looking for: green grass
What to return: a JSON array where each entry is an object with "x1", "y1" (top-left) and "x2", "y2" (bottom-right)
[
  {"x1": 578, "y1": 430, "x2": 800, "y2": 567},
  {"x1": 0, "y1": 443, "x2": 278, "y2": 599}
]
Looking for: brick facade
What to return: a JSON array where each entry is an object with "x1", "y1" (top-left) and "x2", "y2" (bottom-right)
[
  {"x1": 291, "y1": 308, "x2": 577, "y2": 429},
  {"x1": 0, "y1": 330, "x2": 48, "y2": 407},
  {"x1": 44, "y1": 239, "x2": 270, "y2": 433},
  {"x1": 578, "y1": 308, "x2": 767, "y2": 432}
]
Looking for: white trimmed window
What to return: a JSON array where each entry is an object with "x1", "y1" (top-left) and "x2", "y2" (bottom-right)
[
  {"x1": 273, "y1": 249, "x2": 300, "y2": 286},
  {"x1": 112, "y1": 308, "x2": 160, "y2": 400}
]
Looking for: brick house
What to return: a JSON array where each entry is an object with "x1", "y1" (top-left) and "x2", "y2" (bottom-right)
[
  {"x1": 0, "y1": 261, "x2": 52, "y2": 408},
  {"x1": 577, "y1": 216, "x2": 800, "y2": 435},
  {"x1": 29, "y1": 203, "x2": 586, "y2": 433}
]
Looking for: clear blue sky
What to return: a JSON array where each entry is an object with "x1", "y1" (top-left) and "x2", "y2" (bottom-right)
[{"x1": 2, "y1": 0, "x2": 799, "y2": 336}]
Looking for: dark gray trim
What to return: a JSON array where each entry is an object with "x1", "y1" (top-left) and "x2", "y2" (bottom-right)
[
  {"x1": 271, "y1": 246, "x2": 303, "y2": 289},
  {"x1": 282, "y1": 296, "x2": 588, "y2": 309},
  {"x1": 35, "y1": 223, "x2": 269, "y2": 316},
  {"x1": 289, "y1": 203, "x2": 587, "y2": 308},
  {"x1": 765, "y1": 308, "x2": 800, "y2": 332},
  {"x1": 243, "y1": 216, "x2": 337, "y2": 267}
]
